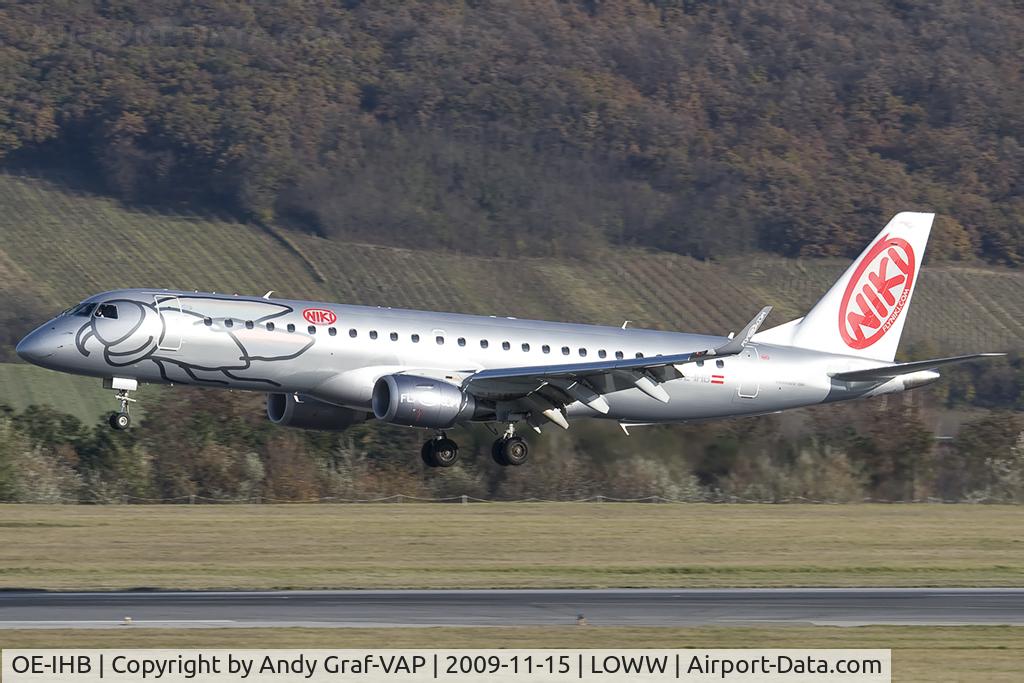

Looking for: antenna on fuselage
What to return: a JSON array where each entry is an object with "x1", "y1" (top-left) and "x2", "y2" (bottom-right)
[
  {"x1": 263, "y1": 291, "x2": 274, "y2": 299},
  {"x1": 621, "y1": 320, "x2": 631, "y2": 329}
]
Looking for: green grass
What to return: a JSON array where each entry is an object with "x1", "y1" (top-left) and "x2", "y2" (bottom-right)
[
  {"x1": 1, "y1": 504, "x2": 1023, "y2": 591},
  {"x1": 1, "y1": 626, "x2": 1022, "y2": 682}
]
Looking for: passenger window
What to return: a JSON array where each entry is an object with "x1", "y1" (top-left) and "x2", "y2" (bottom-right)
[
  {"x1": 390, "y1": 332, "x2": 398, "y2": 341},
  {"x1": 598, "y1": 350, "x2": 607, "y2": 359},
  {"x1": 562, "y1": 346, "x2": 570, "y2": 355},
  {"x1": 436, "y1": 336, "x2": 445, "y2": 345},
  {"x1": 636, "y1": 352, "x2": 644, "y2": 358},
  {"x1": 224, "y1": 319, "x2": 234, "y2": 328},
  {"x1": 329, "y1": 327, "x2": 337, "y2": 336},
  {"x1": 287, "y1": 323, "x2": 295, "y2": 333},
  {"x1": 542, "y1": 345, "x2": 550, "y2": 354},
  {"x1": 696, "y1": 360, "x2": 704, "y2": 367},
  {"x1": 370, "y1": 330, "x2": 378, "y2": 339},
  {"x1": 579, "y1": 348, "x2": 587, "y2": 357},
  {"x1": 204, "y1": 317, "x2": 213, "y2": 326},
  {"x1": 245, "y1": 320, "x2": 254, "y2": 329},
  {"x1": 411, "y1": 334, "x2": 420, "y2": 343},
  {"x1": 716, "y1": 359, "x2": 725, "y2": 368},
  {"x1": 458, "y1": 337, "x2": 466, "y2": 347},
  {"x1": 266, "y1": 322, "x2": 275, "y2": 331},
  {"x1": 95, "y1": 304, "x2": 119, "y2": 319},
  {"x1": 522, "y1": 343, "x2": 530, "y2": 352},
  {"x1": 502, "y1": 341, "x2": 511, "y2": 350},
  {"x1": 349, "y1": 329, "x2": 357, "y2": 338},
  {"x1": 615, "y1": 351, "x2": 624, "y2": 359},
  {"x1": 481, "y1": 340, "x2": 489, "y2": 349},
  {"x1": 307, "y1": 325, "x2": 316, "y2": 334}
]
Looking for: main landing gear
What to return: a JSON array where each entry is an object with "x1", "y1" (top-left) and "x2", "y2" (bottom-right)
[
  {"x1": 421, "y1": 433, "x2": 460, "y2": 468},
  {"x1": 491, "y1": 425, "x2": 529, "y2": 467},
  {"x1": 419, "y1": 427, "x2": 530, "y2": 468}
]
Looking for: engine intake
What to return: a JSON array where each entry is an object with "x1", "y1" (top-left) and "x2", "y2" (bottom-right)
[
  {"x1": 267, "y1": 393, "x2": 370, "y2": 431},
  {"x1": 372, "y1": 375, "x2": 476, "y2": 429}
]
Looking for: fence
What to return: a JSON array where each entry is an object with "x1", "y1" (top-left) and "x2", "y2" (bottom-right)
[{"x1": 0, "y1": 493, "x2": 1009, "y2": 504}]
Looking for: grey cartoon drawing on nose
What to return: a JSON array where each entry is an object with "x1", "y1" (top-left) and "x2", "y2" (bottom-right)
[{"x1": 74, "y1": 296, "x2": 316, "y2": 387}]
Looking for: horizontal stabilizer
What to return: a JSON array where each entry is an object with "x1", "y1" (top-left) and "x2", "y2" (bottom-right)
[{"x1": 831, "y1": 353, "x2": 1005, "y2": 382}]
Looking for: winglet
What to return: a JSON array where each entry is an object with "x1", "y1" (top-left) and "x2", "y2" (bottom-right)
[{"x1": 713, "y1": 306, "x2": 773, "y2": 356}]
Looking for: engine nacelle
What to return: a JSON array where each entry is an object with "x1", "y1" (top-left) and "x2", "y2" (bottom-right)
[
  {"x1": 266, "y1": 393, "x2": 370, "y2": 431},
  {"x1": 372, "y1": 374, "x2": 476, "y2": 429}
]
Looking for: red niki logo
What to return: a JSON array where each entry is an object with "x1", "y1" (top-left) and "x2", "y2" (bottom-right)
[
  {"x1": 302, "y1": 308, "x2": 337, "y2": 326},
  {"x1": 838, "y1": 234, "x2": 915, "y2": 349}
]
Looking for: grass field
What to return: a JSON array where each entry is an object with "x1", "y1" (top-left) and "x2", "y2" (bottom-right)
[
  {"x1": 1, "y1": 626, "x2": 1022, "y2": 682},
  {"x1": 2, "y1": 503, "x2": 1023, "y2": 591}
]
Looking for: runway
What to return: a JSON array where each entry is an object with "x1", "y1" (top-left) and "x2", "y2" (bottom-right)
[{"x1": 3, "y1": 588, "x2": 1024, "y2": 629}]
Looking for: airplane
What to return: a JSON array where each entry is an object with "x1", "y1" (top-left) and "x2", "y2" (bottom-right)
[{"x1": 16, "y1": 212, "x2": 1002, "y2": 468}]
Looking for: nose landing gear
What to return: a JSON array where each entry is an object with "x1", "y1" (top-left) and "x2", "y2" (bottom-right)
[{"x1": 103, "y1": 377, "x2": 138, "y2": 431}]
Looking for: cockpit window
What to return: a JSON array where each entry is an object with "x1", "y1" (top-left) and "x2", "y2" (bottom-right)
[
  {"x1": 66, "y1": 303, "x2": 96, "y2": 317},
  {"x1": 95, "y1": 304, "x2": 119, "y2": 319}
]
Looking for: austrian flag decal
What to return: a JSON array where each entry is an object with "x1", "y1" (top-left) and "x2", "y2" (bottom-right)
[
  {"x1": 711, "y1": 374, "x2": 725, "y2": 385},
  {"x1": 838, "y1": 234, "x2": 916, "y2": 350}
]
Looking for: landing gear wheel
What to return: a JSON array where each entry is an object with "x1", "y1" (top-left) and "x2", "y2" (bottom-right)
[
  {"x1": 421, "y1": 437, "x2": 459, "y2": 468},
  {"x1": 492, "y1": 437, "x2": 528, "y2": 466},
  {"x1": 421, "y1": 439, "x2": 438, "y2": 467},
  {"x1": 432, "y1": 438, "x2": 459, "y2": 467},
  {"x1": 501, "y1": 436, "x2": 529, "y2": 466},
  {"x1": 491, "y1": 439, "x2": 509, "y2": 466},
  {"x1": 108, "y1": 412, "x2": 131, "y2": 431}
]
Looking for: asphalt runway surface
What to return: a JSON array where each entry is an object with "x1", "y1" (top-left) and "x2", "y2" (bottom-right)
[{"x1": 3, "y1": 588, "x2": 1024, "y2": 629}]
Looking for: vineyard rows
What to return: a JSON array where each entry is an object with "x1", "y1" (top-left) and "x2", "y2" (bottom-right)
[{"x1": 0, "y1": 171, "x2": 1020, "y2": 420}]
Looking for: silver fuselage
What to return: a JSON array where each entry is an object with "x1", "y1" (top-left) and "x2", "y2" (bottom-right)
[{"x1": 16, "y1": 289, "x2": 933, "y2": 426}]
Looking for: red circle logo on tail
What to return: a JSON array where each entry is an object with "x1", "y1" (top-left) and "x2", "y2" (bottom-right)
[
  {"x1": 838, "y1": 235, "x2": 916, "y2": 350},
  {"x1": 302, "y1": 308, "x2": 337, "y2": 326}
]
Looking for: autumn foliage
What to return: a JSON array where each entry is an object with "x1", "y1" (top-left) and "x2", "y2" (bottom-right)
[{"x1": 1, "y1": 1, "x2": 1022, "y2": 263}]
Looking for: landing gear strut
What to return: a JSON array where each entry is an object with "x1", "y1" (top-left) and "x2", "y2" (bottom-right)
[
  {"x1": 421, "y1": 433, "x2": 459, "y2": 468},
  {"x1": 491, "y1": 425, "x2": 529, "y2": 466}
]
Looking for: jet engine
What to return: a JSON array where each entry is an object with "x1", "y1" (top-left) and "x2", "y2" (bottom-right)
[
  {"x1": 372, "y1": 374, "x2": 477, "y2": 429},
  {"x1": 266, "y1": 393, "x2": 370, "y2": 431}
]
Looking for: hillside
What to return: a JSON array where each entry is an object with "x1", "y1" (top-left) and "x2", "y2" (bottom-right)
[
  {"x1": 1, "y1": 1, "x2": 1023, "y2": 264},
  {"x1": 1, "y1": 172, "x2": 1021, "y2": 419}
]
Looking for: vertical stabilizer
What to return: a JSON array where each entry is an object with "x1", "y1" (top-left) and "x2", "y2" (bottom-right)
[{"x1": 754, "y1": 212, "x2": 933, "y2": 361}]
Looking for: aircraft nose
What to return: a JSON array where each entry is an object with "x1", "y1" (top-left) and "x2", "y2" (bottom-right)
[{"x1": 16, "y1": 328, "x2": 56, "y2": 365}]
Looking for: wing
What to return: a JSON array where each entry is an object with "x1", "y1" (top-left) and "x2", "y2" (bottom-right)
[
  {"x1": 830, "y1": 352, "x2": 1006, "y2": 382},
  {"x1": 461, "y1": 307, "x2": 772, "y2": 429}
]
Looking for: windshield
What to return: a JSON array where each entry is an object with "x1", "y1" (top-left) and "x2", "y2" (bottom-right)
[{"x1": 61, "y1": 302, "x2": 96, "y2": 317}]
